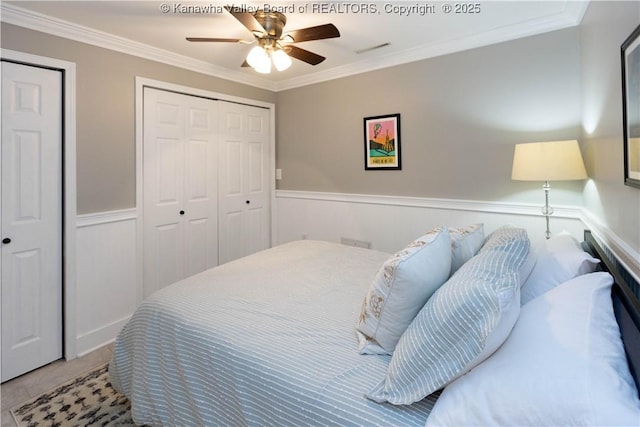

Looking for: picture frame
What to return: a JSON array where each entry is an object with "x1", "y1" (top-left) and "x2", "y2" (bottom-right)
[
  {"x1": 622, "y1": 24, "x2": 640, "y2": 188},
  {"x1": 363, "y1": 113, "x2": 401, "y2": 170}
]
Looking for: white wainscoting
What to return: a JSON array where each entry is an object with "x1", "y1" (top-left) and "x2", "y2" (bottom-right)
[
  {"x1": 69, "y1": 193, "x2": 639, "y2": 358},
  {"x1": 276, "y1": 190, "x2": 640, "y2": 281},
  {"x1": 275, "y1": 190, "x2": 588, "y2": 253},
  {"x1": 75, "y1": 209, "x2": 138, "y2": 357}
]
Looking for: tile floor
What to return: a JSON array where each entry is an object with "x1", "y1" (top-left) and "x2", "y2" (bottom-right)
[{"x1": 0, "y1": 343, "x2": 114, "y2": 427}]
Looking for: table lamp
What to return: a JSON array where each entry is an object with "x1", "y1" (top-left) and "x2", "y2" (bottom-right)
[{"x1": 511, "y1": 140, "x2": 587, "y2": 239}]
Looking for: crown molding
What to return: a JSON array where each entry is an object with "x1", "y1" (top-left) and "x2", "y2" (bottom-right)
[
  {"x1": 1, "y1": 1, "x2": 589, "y2": 92},
  {"x1": 275, "y1": 1, "x2": 590, "y2": 90},
  {"x1": 0, "y1": 3, "x2": 278, "y2": 91}
]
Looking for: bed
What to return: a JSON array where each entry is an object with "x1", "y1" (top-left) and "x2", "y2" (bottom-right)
[{"x1": 109, "y1": 227, "x2": 640, "y2": 426}]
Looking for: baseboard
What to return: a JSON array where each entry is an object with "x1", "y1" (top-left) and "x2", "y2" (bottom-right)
[{"x1": 75, "y1": 315, "x2": 131, "y2": 358}]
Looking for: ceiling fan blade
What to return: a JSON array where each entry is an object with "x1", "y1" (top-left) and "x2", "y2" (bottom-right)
[
  {"x1": 186, "y1": 37, "x2": 242, "y2": 42},
  {"x1": 283, "y1": 45, "x2": 326, "y2": 65},
  {"x1": 224, "y1": 5, "x2": 265, "y2": 34},
  {"x1": 285, "y1": 24, "x2": 340, "y2": 43}
]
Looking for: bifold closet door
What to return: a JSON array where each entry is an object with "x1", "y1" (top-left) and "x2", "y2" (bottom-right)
[
  {"x1": 1, "y1": 61, "x2": 63, "y2": 382},
  {"x1": 218, "y1": 101, "x2": 270, "y2": 264},
  {"x1": 143, "y1": 88, "x2": 218, "y2": 299}
]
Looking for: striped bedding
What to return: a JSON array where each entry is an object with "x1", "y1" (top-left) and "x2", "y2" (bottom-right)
[{"x1": 109, "y1": 240, "x2": 439, "y2": 426}]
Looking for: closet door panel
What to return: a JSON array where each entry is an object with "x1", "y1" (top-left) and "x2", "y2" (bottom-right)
[
  {"x1": 218, "y1": 102, "x2": 270, "y2": 264},
  {"x1": 143, "y1": 88, "x2": 217, "y2": 298},
  {"x1": 156, "y1": 137, "x2": 182, "y2": 207},
  {"x1": 155, "y1": 223, "x2": 183, "y2": 290},
  {"x1": 144, "y1": 88, "x2": 271, "y2": 294},
  {"x1": 248, "y1": 141, "x2": 265, "y2": 194},
  {"x1": 185, "y1": 217, "x2": 208, "y2": 276},
  {"x1": 184, "y1": 99, "x2": 218, "y2": 275}
]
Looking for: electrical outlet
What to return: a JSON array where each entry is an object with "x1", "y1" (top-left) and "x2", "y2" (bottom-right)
[
  {"x1": 354, "y1": 240, "x2": 372, "y2": 249},
  {"x1": 340, "y1": 237, "x2": 371, "y2": 249},
  {"x1": 276, "y1": 168, "x2": 282, "y2": 180}
]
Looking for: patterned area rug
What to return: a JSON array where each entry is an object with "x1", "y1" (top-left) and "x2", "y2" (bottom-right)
[{"x1": 10, "y1": 364, "x2": 136, "y2": 427}]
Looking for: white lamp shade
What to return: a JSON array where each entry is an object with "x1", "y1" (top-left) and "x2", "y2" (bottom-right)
[
  {"x1": 254, "y1": 58, "x2": 271, "y2": 74},
  {"x1": 246, "y1": 46, "x2": 269, "y2": 69},
  {"x1": 511, "y1": 140, "x2": 588, "y2": 181},
  {"x1": 272, "y1": 49, "x2": 292, "y2": 71}
]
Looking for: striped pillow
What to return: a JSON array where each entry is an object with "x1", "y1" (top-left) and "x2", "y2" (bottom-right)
[
  {"x1": 356, "y1": 228, "x2": 452, "y2": 355},
  {"x1": 367, "y1": 227, "x2": 530, "y2": 405}
]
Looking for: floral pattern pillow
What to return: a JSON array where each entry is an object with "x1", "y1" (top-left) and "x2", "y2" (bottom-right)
[{"x1": 356, "y1": 227, "x2": 452, "y2": 355}]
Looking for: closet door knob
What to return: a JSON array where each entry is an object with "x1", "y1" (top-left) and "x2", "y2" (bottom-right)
[
  {"x1": 179, "y1": 210, "x2": 185, "y2": 215},
  {"x1": 245, "y1": 200, "x2": 250, "y2": 204},
  {"x1": 2, "y1": 238, "x2": 11, "y2": 244}
]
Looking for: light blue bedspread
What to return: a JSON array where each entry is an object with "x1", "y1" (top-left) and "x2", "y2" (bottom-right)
[{"x1": 109, "y1": 240, "x2": 438, "y2": 426}]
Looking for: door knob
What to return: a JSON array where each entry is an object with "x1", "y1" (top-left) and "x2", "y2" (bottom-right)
[
  {"x1": 2, "y1": 238, "x2": 11, "y2": 244},
  {"x1": 246, "y1": 200, "x2": 250, "y2": 204},
  {"x1": 179, "y1": 210, "x2": 185, "y2": 215}
]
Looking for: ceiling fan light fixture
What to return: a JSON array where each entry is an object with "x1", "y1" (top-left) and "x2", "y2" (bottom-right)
[
  {"x1": 188, "y1": 7, "x2": 340, "y2": 73},
  {"x1": 246, "y1": 45, "x2": 269, "y2": 69},
  {"x1": 272, "y1": 48, "x2": 292, "y2": 71},
  {"x1": 254, "y1": 56, "x2": 272, "y2": 73}
]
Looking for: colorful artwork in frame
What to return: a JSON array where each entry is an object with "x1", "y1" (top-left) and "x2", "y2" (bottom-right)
[{"x1": 363, "y1": 113, "x2": 401, "y2": 170}]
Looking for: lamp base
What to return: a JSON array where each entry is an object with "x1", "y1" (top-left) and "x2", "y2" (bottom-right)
[{"x1": 542, "y1": 180, "x2": 553, "y2": 239}]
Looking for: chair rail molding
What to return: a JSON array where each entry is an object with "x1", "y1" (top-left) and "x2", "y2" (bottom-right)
[
  {"x1": 276, "y1": 190, "x2": 584, "y2": 218},
  {"x1": 275, "y1": 190, "x2": 586, "y2": 253},
  {"x1": 276, "y1": 189, "x2": 638, "y2": 281}
]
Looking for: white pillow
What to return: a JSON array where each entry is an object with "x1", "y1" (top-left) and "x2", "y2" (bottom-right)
[
  {"x1": 356, "y1": 227, "x2": 452, "y2": 355},
  {"x1": 449, "y1": 223, "x2": 484, "y2": 274},
  {"x1": 427, "y1": 272, "x2": 640, "y2": 427},
  {"x1": 521, "y1": 231, "x2": 599, "y2": 305},
  {"x1": 518, "y1": 248, "x2": 536, "y2": 286},
  {"x1": 366, "y1": 227, "x2": 530, "y2": 404}
]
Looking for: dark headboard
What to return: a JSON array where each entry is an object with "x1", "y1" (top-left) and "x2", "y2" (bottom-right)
[{"x1": 583, "y1": 230, "x2": 640, "y2": 396}]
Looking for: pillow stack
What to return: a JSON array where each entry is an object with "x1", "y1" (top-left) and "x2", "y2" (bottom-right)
[
  {"x1": 426, "y1": 271, "x2": 640, "y2": 426},
  {"x1": 357, "y1": 225, "x2": 639, "y2": 424},
  {"x1": 356, "y1": 224, "x2": 485, "y2": 355},
  {"x1": 367, "y1": 226, "x2": 530, "y2": 404}
]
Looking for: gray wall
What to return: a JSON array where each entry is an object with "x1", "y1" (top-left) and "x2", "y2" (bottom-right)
[
  {"x1": 1, "y1": 23, "x2": 276, "y2": 214},
  {"x1": 275, "y1": 28, "x2": 583, "y2": 204},
  {"x1": 4, "y1": 5, "x2": 638, "y2": 258},
  {"x1": 580, "y1": 1, "x2": 640, "y2": 254}
]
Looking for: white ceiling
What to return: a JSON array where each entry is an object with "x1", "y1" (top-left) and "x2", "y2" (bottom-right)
[{"x1": 2, "y1": 1, "x2": 589, "y2": 91}]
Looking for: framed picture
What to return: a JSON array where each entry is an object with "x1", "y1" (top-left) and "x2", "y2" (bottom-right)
[
  {"x1": 622, "y1": 24, "x2": 640, "y2": 188},
  {"x1": 363, "y1": 113, "x2": 401, "y2": 170}
]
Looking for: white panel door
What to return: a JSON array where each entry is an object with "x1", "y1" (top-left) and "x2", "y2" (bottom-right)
[
  {"x1": 1, "y1": 61, "x2": 63, "y2": 382},
  {"x1": 218, "y1": 101, "x2": 270, "y2": 264},
  {"x1": 143, "y1": 88, "x2": 218, "y2": 298}
]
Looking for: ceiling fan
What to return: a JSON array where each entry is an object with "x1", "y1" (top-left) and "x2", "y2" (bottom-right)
[{"x1": 186, "y1": 6, "x2": 340, "y2": 73}]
